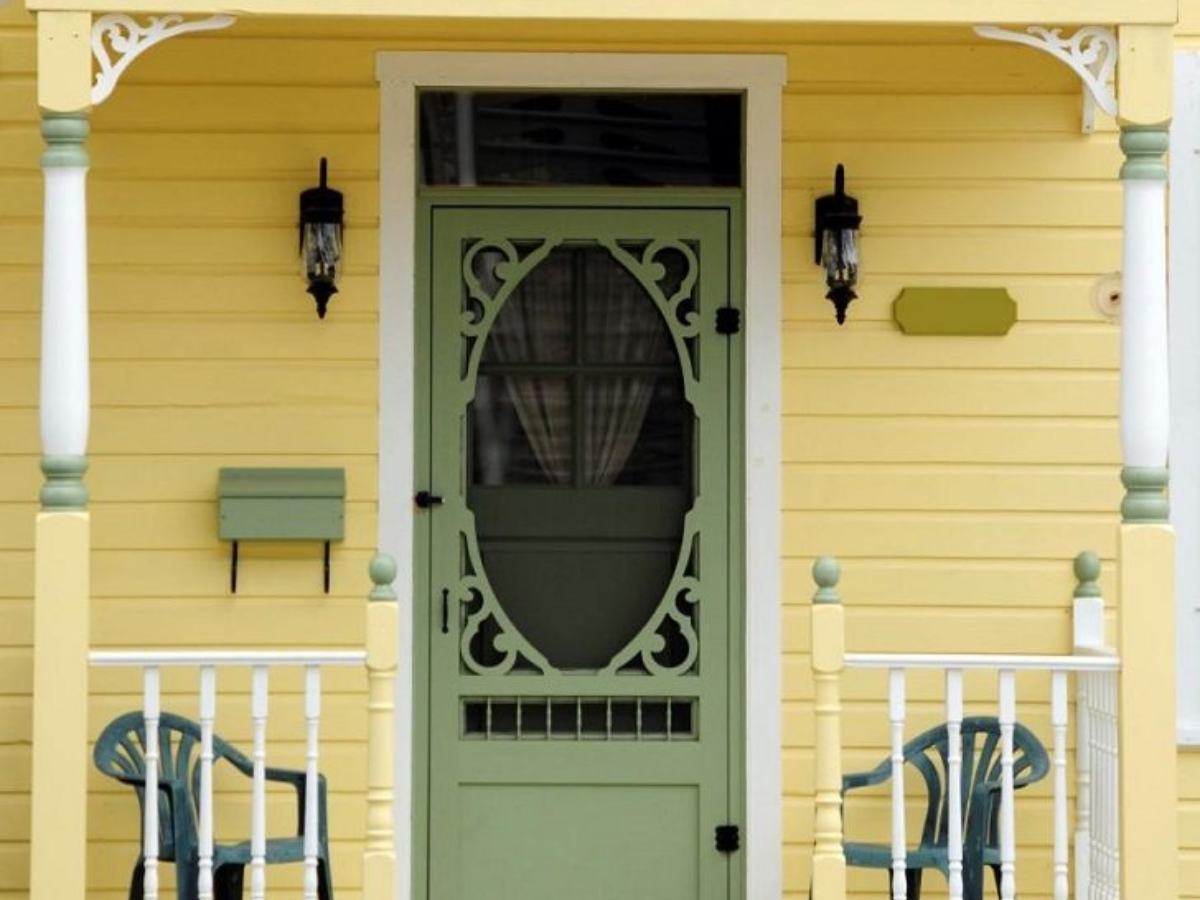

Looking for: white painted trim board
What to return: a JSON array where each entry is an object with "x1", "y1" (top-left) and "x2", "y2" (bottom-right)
[{"x1": 377, "y1": 50, "x2": 787, "y2": 897}]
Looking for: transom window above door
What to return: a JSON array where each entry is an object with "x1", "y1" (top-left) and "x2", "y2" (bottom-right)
[{"x1": 418, "y1": 91, "x2": 743, "y2": 187}]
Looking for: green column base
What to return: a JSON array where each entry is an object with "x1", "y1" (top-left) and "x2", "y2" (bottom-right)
[
  {"x1": 1121, "y1": 466, "x2": 1168, "y2": 523},
  {"x1": 40, "y1": 455, "x2": 88, "y2": 510}
]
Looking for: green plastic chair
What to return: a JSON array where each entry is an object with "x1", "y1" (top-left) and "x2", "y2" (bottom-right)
[
  {"x1": 94, "y1": 710, "x2": 333, "y2": 900},
  {"x1": 841, "y1": 716, "x2": 1050, "y2": 900}
]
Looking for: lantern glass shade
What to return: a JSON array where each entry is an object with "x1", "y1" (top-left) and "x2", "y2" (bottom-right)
[
  {"x1": 302, "y1": 220, "x2": 342, "y2": 290},
  {"x1": 821, "y1": 226, "x2": 858, "y2": 292}
]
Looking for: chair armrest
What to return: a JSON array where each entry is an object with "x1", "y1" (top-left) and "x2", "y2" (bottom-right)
[
  {"x1": 842, "y1": 760, "x2": 893, "y2": 793},
  {"x1": 265, "y1": 767, "x2": 328, "y2": 839}
]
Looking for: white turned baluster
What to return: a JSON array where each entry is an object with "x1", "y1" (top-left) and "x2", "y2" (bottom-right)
[
  {"x1": 1104, "y1": 671, "x2": 1121, "y2": 900},
  {"x1": 1076, "y1": 672, "x2": 1093, "y2": 900},
  {"x1": 998, "y1": 671, "x2": 1017, "y2": 900},
  {"x1": 303, "y1": 666, "x2": 321, "y2": 900},
  {"x1": 889, "y1": 668, "x2": 908, "y2": 900},
  {"x1": 198, "y1": 667, "x2": 216, "y2": 900},
  {"x1": 142, "y1": 667, "x2": 161, "y2": 900},
  {"x1": 1093, "y1": 675, "x2": 1102, "y2": 900},
  {"x1": 250, "y1": 666, "x2": 268, "y2": 900},
  {"x1": 1051, "y1": 671, "x2": 1069, "y2": 900},
  {"x1": 946, "y1": 669, "x2": 964, "y2": 900}
]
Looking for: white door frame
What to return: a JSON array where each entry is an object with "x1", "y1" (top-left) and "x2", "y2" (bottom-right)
[{"x1": 376, "y1": 50, "x2": 786, "y2": 899}]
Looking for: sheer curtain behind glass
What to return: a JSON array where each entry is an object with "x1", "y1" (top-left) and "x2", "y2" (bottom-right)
[
  {"x1": 476, "y1": 245, "x2": 665, "y2": 486},
  {"x1": 484, "y1": 250, "x2": 574, "y2": 484},
  {"x1": 582, "y1": 262, "x2": 669, "y2": 484}
]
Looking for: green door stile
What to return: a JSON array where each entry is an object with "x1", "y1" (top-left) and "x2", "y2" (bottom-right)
[{"x1": 413, "y1": 191, "x2": 745, "y2": 900}]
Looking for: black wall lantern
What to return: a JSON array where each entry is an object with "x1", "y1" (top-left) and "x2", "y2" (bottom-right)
[
  {"x1": 814, "y1": 163, "x2": 862, "y2": 325},
  {"x1": 299, "y1": 157, "x2": 344, "y2": 318}
]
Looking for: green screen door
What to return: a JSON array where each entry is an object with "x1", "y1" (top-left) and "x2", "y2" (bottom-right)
[{"x1": 418, "y1": 202, "x2": 741, "y2": 900}]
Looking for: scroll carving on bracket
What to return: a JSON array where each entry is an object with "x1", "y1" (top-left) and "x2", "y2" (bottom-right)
[
  {"x1": 973, "y1": 25, "x2": 1117, "y2": 133},
  {"x1": 91, "y1": 13, "x2": 236, "y2": 105}
]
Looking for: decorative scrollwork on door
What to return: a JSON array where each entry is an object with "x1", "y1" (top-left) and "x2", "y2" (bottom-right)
[
  {"x1": 455, "y1": 525, "x2": 553, "y2": 676},
  {"x1": 453, "y1": 233, "x2": 705, "y2": 678},
  {"x1": 600, "y1": 238, "x2": 701, "y2": 403},
  {"x1": 602, "y1": 509, "x2": 701, "y2": 676}
]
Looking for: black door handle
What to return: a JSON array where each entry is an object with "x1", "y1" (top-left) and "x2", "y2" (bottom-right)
[
  {"x1": 415, "y1": 490, "x2": 444, "y2": 509},
  {"x1": 441, "y1": 588, "x2": 450, "y2": 634}
]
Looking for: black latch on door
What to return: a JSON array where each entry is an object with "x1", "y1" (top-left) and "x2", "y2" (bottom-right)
[
  {"x1": 715, "y1": 307, "x2": 741, "y2": 335},
  {"x1": 415, "y1": 490, "x2": 444, "y2": 509},
  {"x1": 715, "y1": 824, "x2": 740, "y2": 853}
]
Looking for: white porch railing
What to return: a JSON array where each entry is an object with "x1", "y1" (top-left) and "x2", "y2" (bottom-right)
[
  {"x1": 809, "y1": 554, "x2": 1121, "y2": 900},
  {"x1": 89, "y1": 649, "x2": 366, "y2": 900},
  {"x1": 88, "y1": 553, "x2": 400, "y2": 900}
]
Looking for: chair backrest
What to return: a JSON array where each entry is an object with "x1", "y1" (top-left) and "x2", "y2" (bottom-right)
[
  {"x1": 93, "y1": 711, "x2": 251, "y2": 861},
  {"x1": 900, "y1": 715, "x2": 1050, "y2": 851}
]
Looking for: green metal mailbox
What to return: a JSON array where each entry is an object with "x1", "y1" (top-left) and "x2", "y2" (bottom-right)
[{"x1": 218, "y1": 467, "x2": 345, "y2": 593}]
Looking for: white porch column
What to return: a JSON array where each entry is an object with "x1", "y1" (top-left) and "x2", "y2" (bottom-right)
[
  {"x1": 1118, "y1": 125, "x2": 1171, "y2": 522},
  {"x1": 1114, "y1": 24, "x2": 1178, "y2": 900},
  {"x1": 29, "y1": 13, "x2": 92, "y2": 900},
  {"x1": 39, "y1": 111, "x2": 91, "y2": 507}
]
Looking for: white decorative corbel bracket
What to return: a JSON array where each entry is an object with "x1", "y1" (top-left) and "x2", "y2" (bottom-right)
[
  {"x1": 974, "y1": 25, "x2": 1117, "y2": 133},
  {"x1": 91, "y1": 13, "x2": 236, "y2": 105}
]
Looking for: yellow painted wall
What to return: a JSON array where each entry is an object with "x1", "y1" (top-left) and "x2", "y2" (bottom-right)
[{"x1": 0, "y1": 4, "x2": 1149, "y2": 898}]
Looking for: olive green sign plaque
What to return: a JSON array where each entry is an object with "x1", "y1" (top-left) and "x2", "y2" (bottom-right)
[{"x1": 893, "y1": 287, "x2": 1017, "y2": 336}]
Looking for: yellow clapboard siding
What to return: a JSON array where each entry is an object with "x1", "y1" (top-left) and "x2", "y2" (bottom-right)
[
  {"x1": 92, "y1": 594, "x2": 369, "y2": 641},
  {"x1": 784, "y1": 463, "x2": 1121, "y2": 510},
  {"x1": 0, "y1": 271, "x2": 379, "y2": 314},
  {"x1": 783, "y1": 511, "x2": 1116, "y2": 559},
  {"x1": 98, "y1": 85, "x2": 380, "y2": 131},
  {"x1": 0, "y1": 502, "x2": 375, "y2": 550},
  {"x1": 783, "y1": 370, "x2": 1118, "y2": 417},
  {"x1": 784, "y1": 329, "x2": 1117, "y2": 371},
  {"x1": 782, "y1": 95, "x2": 1083, "y2": 137},
  {"x1": 0, "y1": 409, "x2": 376, "y2": 454},
  {"x1": 74, "y1": 181, "x2": 379, "y2": 224},
  {"x1": 783, "y1": 139, "x2": 1122, "y2": 182},
  {"x1": 0, "y1": 223, "x2": 381, "y2": 269},
  {"x1": 784, "y1": 418, "x2": 1119, "y2": 464},
  {"x1": 781, "y1": 183, "x2": 1121, "y2": 229},
  {"x1": 782, "y1": 230, "x2": 1120, "y2": 277}
]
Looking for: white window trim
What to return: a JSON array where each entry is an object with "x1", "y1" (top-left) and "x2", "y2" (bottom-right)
[
  {"x1": 376, "y1": 51, "x2": 787, "y2": 898},
  {"x1": 1170, "y1": 50, "x2": 1200, "y2": 746}
]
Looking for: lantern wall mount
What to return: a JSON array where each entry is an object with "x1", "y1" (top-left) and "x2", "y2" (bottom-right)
[
  {"x1": 814, "y1": 163, "x2": 862, "y2": 325},
  {"x1": 299, "y1": 157, "x2": 345, "y2": 319}
]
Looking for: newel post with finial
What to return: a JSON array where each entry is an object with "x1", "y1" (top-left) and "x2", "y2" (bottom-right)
[
  {"x1": 811, "y1": 556, "x2": 847, "y2": 900},
  {"x1": 363, "y1": 552, "x2": 398, "y2": 900}
]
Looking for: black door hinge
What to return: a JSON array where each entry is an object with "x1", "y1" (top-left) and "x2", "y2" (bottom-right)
[
  {"x1": 715, "y1": 824, "x2": 740, "y2": 854},
  {"x1": 715, "y1": 306, "x2": 741, "y2": 335}
]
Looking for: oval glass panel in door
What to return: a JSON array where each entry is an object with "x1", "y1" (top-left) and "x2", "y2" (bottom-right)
[{"x1": 464, "y1": 240, "x2": 699, "y2": 673}]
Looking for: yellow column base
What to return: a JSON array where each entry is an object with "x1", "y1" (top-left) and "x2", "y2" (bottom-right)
[
  {"x1": 1118, "y1": 523, "x2": 1178, "y2": 900},
  {"x1": 811, "y1": 591, "x2": 846, "y2": 900},
  {"x1": 29, "y1": 512, "x2": 90, "y2": 900},
  {"x1": 363, "y1": 571, "x2": 397, "y2": 900}
]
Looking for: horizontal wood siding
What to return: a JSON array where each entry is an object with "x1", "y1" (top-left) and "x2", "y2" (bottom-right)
[{"x1": 2, "y1": 4, "x2": 1191, "y2": 897}]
